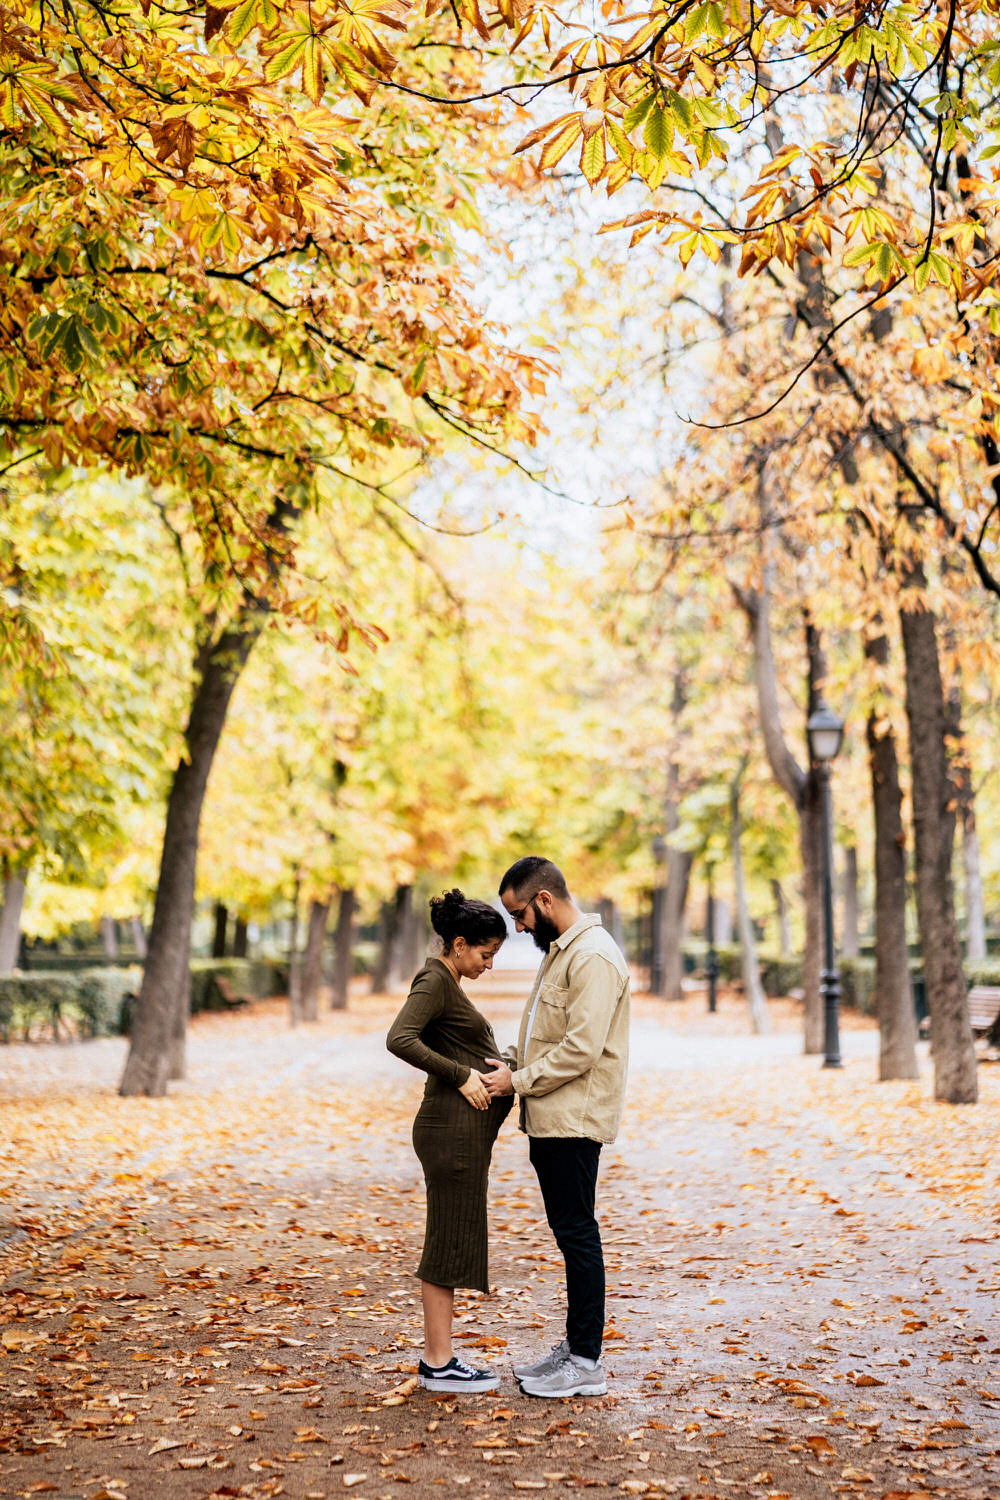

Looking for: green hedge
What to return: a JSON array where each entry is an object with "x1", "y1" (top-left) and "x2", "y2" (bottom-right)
[
  {"x1": 963, "y1": 958, "x2": 1000, "y2": 986},
  {"x1": 0, "y1": 967, "x2": 139, "y2": 1042},
  {"x1": 18, "y1": 952, "x2": 143, "y2": 972},
  {"x1": 188, "y1": 957, "x2": 287, "y2": 1012},
  {"x1": 756, "y1": 954, "x2": 1000, "y2": 1015},
  {"x1": 758, "y1": 954, "x2": 877, "y2": 1013},
  {"x1": 839, "y1": 957, "x2": 877, "y2": 1015},
  {"x1": 760, "y1": 956, "x2": 804, "y2": 999},
  {"x1": 683, "y1": 941, "x2": 742, "y2": 983},
  {"x1": 0, "y1": 957, "x2": 291, "y2": 1043},
  {"x1": 351, "y1": 940, "x2": 378, "y2": 976}
]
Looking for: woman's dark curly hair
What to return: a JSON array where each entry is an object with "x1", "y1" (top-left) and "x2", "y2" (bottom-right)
[{"x1": 429, "y1": 888, "x2": 507, "y2": 953}]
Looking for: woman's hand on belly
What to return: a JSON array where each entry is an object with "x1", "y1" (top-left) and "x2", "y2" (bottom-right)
[{"x1": 458, "y1": 1069, "x2": 491, "y2": 1110}]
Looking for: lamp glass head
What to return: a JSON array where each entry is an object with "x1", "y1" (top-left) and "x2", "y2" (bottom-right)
[{"x1": 807, "y1": 703, "x2": 844, "y2": 763}]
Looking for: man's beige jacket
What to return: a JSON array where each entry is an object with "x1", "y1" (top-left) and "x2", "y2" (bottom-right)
[{"x1": 510, "y1": 913, "x2": 630, "y2": 1144}]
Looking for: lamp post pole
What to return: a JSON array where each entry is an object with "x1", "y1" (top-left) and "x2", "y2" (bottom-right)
[
  {"x1": 650, "y1": 835, "x2": 665, "y2": 996},
  {"x1": 817, "y1": 758, "x2": 842, "y2": 1068},
  {"x1": 807, "y1": 701, "x2": 845, "y2": 1070},
  {"x1": 705, "y1": 861, "x2": 719, "y2": 1014}
]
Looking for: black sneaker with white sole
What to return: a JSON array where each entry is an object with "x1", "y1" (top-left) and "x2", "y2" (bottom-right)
[{"x1": 418, "y1": 1356, "x2": 499, "y2": 1393}]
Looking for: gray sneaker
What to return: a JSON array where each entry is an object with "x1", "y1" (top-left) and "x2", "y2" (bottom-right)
[
  {"x1": 519, "y1": 1352, "x2": 607, "y2": 1398},
  {"x1": 513, "y1": 1338, "x2": 570, "y2": 1383}
]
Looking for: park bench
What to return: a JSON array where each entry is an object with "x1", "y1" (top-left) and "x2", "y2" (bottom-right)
[
  {"x1": 967, "y1": 985, "x2": 1000, "y2": 1047},
  {"x1": 916, "y1": 984, "x2": 1000, "y2": 1048},
  {"x1": 209, "y1": 974, "x2": 250, "y2": 1011}
]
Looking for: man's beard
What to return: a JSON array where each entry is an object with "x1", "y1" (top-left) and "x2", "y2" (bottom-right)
[{"x1": 530, "y1": 912, "x2": 560, "y2": 953}]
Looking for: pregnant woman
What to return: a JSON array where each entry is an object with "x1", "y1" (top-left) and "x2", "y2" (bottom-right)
[{"x1": 387, "y1": 889, "x2": 512, "y2": 1393}]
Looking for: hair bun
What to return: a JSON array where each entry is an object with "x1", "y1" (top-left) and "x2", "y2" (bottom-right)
[
  {"x1": 427, "y1": 888, "x2": 508, "y2": 954},
  {"x1": 429, "y1": 888, "x2": 466, "y2": 937}
]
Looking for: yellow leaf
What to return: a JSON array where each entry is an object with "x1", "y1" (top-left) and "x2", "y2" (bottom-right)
[
  {"x1": 539, "y1": 117, "x2": 582, "y2": 170},
  {"x1": 580, "y1": 128, "x2": 606, "y2": 186}
]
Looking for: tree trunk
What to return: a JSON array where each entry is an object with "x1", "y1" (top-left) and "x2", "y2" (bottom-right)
[
  {"x1": 212, "y1": 902, "x2": 229, "y2": 959},
  {"x1": 389, "y1": 885, "x2": 415, "y2": 986},
  {"x1": 300, "y1": 898, "x2": 329, "y2": 1021},
  {"x1": 944, "y1": 668, "x2": 987, "y2": 962},
  {"x1": 712, "y1": 897, "x2": 733, "y2": 943},
  {"x1": 865, "y1": 632, "x2": 919, "y2": 1081},
  {"x1": 771, "y1": 879, "x2": 791, "y2": 958},
  {"x1": 232, "y1": 917, "x2": 248, "y2": 958},
  {"x1": 661, "y1": 848, "x2": 692, "y2": 1001},
  {"x1": 733, "y1": 539, "x2": 824, "y2": 1052},
  {"x1": 0, "y1": 873, "x2": 26, "y2": 975},
  {"x1": 370, "y1": 885, "x2": 408, "y2": 993},
  {"x1": 288, "y1": 873, "x2": 303, "y2": 1026},
  {"x1": 402, "y1": 890, "x2": 427, "y2": 978},
  {"x1": 962, "y1": 810, "x2": 987, "y2": 962},
  {"x1": 129, "y1": 916, "x2": 148, "y2": 960},
  {"x1": 657, "y1": 666, "x2": 690, "y2": 1000},
  {"x1": 899, "y1": 569, "x2": 977, "y2": 1103},
  {"x1": 331, "y1": 886, "x2": 356, "y2": 1010},
  {"x1": 100, "y1": 916, "x2": 119, "y2": 960},
  {"x1": 649, "y1": 880, "x2": 665, "y2": 995},
  {"x1": 167, "y1": 972, "x2": 190, "y2": 1083},
  {"x1": 731, "y1": 769, "x2": 770, "y2": 1033},
  {"x1": 119, "y1": 612, "x2": 265, "y2": 1096},
  {"x1": 841, "y1": 846, "x2": 859, "y2": 959}
]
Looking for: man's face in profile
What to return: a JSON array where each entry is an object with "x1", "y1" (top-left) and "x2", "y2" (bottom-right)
[{"x1": 504, "y1": 890, "x2": 560, "y2": 953}]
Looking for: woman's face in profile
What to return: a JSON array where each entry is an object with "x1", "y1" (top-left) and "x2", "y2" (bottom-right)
[{"x1": 453, "y1": 937, "x2": 504, "y2": 981}]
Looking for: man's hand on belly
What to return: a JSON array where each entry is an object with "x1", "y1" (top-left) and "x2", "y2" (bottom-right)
[{"x1": 482, "y1": 1059, "x2": 514, "y2": 1097}]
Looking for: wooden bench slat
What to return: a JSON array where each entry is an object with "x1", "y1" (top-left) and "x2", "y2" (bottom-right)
[
  {"x1": 212, "y1": 975, "x2": 249, "y2": 1009},
  {"x1": 967, "y1": 985, "x2": 1000, "y2": 1034}
]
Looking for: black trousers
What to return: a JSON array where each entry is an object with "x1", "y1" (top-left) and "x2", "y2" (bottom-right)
[{"x1": 528, "y1": 1135, "x2": 604, "y2": 1361}]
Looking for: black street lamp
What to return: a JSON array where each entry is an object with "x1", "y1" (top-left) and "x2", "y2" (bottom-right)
[
  {"x1": 705, "y1": 858, "x2": 719, "y2": 1014},
  {"x1": 650, "y1": 835, "x2": 666, "y2": 995},
  {"x1": 807, "y1": 700, "x2": 845, "y2": 1069}
]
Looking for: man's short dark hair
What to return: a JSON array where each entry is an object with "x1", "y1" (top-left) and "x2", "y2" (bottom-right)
[{"x1": 499, "y1": 855, "x2": 569, "y2": 901}]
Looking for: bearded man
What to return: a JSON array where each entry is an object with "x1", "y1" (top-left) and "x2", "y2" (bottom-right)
[{"x1": 483, "y1": 855, "x2": 631, "y2": 1398}]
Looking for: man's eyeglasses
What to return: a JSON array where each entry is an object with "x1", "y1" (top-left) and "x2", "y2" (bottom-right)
[{"x1": 508, "y1": 894, "x2": 539, "y2": 924}]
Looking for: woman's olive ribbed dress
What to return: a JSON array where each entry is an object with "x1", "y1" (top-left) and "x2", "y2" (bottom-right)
[{"x1": 387, "y1": 958, "x2": 513, "y2": 1294}]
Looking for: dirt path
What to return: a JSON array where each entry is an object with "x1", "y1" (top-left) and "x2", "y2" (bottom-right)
[{"x1": 1, "y1": 979, "x2": 999, "y2": 1500}]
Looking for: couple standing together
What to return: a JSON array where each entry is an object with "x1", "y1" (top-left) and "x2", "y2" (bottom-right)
[{"x1": 387, "y1": 855, "x2": 631, "y2": 1398}]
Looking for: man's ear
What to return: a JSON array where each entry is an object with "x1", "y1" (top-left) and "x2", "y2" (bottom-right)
[{"x1": 535, "y1": 889, "x2": 553, "y2": 913}]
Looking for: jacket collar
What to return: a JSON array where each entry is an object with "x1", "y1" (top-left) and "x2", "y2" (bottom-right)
[{"x1": 553, "y1": 912, "x2": 602, "y2": 951}]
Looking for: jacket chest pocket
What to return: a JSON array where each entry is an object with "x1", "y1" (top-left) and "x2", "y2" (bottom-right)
[{"x1": 531, "y1": 983, "x2": 569, "y2": 1044}]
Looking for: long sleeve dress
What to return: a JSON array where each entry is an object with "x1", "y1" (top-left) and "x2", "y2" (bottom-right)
[{"x1": 386, "y1": 958, "x2": 513, "y2": 1293}]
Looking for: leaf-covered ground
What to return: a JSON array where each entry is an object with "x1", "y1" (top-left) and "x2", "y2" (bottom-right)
[{"x1": 2, "y1": 976, "x2": 999, "y2": 1500}]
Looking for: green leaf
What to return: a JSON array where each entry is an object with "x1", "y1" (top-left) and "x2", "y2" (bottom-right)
[
  {"x1": 17, "y1": 80, "x2": 65, "y2": 133},
  {"x1": 606, "y1": 119, "x2": 635, "y2": 166},
  {"x1": 622, "y1": 93, "x2": 653, "y2": 133},
  {"x1": 264, "y1": 34, "x2": 310, "y2": 83},
  {"x1": 228, "y1": 0, "x2": 260, "y2": 45},
  {"x1": 692, "y1": 96, "x2": 723, "y2": 128},
  {"x1": 666, "y1": 88, "x2": 694, "y2": 133},
  {"x1": 643, "y1": 105, "x2": 671, "y2": 161},
  {"x1": 62, "y1": 323, "x2": 84, "y2": 374},
  {"x1": 683, "y1": 3, "x2": 709, "y2": 42},
  {"x1": 77, "y1": 322, "x2": 102, "y2": 361},
  {"x1": 41, "y1": 319, "x2": 67, "y2": 358}
]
